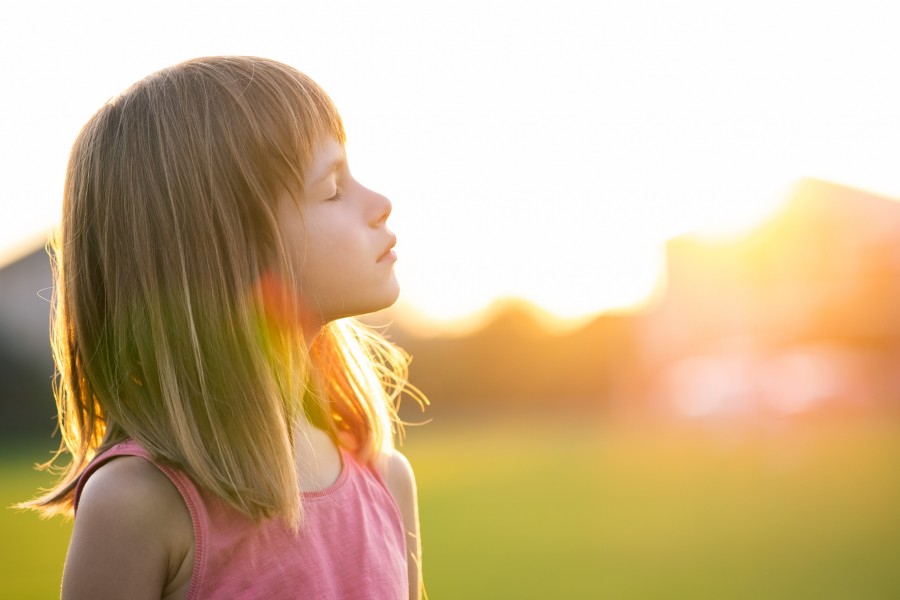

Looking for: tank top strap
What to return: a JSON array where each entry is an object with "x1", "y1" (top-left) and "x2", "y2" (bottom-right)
[{"x1": 361, "y1": 450, "x2": 406, "y2": 526}]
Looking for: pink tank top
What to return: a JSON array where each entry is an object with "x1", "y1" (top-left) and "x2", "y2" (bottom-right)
[{"x1": 73, "y1": 440, "x2": 409, "y2": 599}]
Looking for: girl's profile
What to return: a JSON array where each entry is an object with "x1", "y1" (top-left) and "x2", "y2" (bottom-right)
[{"x1": 22, "y1": 56, "x2": 425, "y2": 599}]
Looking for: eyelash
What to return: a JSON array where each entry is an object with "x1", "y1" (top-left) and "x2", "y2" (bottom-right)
[{"x1": 327, "y1": 189, "x2": 343, "y2": 202}]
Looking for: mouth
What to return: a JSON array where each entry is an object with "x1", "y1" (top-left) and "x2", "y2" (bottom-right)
[{"x1": 377, "y1": 235, "x2": 397, "y2": 263}]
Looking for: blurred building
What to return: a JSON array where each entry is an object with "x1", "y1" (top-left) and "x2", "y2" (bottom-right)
[
  {"x1": 640, "y1": 179, "x2": 900, "y2": 419},
  {"x1": 0, "y1": 246, "x2": 55, "y2": 440}
]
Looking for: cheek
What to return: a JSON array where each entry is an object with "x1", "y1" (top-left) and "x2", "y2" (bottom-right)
[
  {"x1": 303, "y1": 217, "x2": 359, "y2": 267},
  {"x1": 295, "y1": 232, "x2": 351, "y2": 292}
]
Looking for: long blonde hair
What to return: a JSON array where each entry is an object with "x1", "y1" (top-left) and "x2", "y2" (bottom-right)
[{"x1": 24, "y1": 56, "x2": 423, "y2": 529}]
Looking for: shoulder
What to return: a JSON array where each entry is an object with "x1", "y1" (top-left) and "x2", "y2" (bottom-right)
[
  {"x1": 63, "y1": 456, "x2": 193, "y2": 599},
  {"x1": 78, "y1": 455, "x2": 185, "y2": 516},
  {"x1": 376, "y1": 448, "x2": 423, "y2": 599},
  {"x1": 377, "y1": 448, "x2": 417, "y2": 504}
]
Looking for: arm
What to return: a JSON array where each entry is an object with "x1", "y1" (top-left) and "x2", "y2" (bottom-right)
[
  {"x1": 380, "y1": 450, "x2": 423, "y2": 600},
  {"x1": 62, "y1": 456, "x2": 193, "y2": 600}
]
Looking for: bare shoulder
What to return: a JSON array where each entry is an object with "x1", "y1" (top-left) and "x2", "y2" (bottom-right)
[
  {"x1": 63, "y1": 456, "x2": 193, "y2": 600},
  {"x1": 377, "y1": 448, "x2": 423, "y2": 600},
  {"x1": 77, "y1": 455, "x2": 186, "y2": 519},
  {"x1": 378, "y1": 448, "x2": 417, "y2": 499}
]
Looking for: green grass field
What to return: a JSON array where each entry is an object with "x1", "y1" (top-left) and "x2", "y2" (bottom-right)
[
  {"x1": 1, "y1": 444, "x2": 72, "y2": 599},
  {"x1": 3, "y1": 415, "x2": 900, "y2": 598}
]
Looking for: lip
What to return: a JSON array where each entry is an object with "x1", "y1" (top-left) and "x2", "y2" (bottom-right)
[{"x1": 377, "y1": 235, "x2": 397, "y2": 263}]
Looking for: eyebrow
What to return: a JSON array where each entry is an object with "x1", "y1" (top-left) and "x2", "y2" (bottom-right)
[{"x1": 311, "y1": 156, "x2": 346, "y2": 183}]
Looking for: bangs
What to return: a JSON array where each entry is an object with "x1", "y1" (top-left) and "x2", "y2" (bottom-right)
[
  {"x1": 159, "y1": 56, "x2": 346, "y2": 197},
  {"x1": 238, "y1": 58, "x2": 346, "y2": 183}
]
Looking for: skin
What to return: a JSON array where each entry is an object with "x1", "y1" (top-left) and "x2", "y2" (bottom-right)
[
  {"x1": 63, "y1": 457, "x2": 195, "y2": 600},
  {"x1": 275, "y1": 137, "x2": 400, "y2": 327},
  {"x1": 63, "y1": 138, "x2": 422, "y2": 599}
]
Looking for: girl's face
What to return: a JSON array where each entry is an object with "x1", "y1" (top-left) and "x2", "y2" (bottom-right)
[{"x1": 275, "y1": 138, "x2": 399, "y2": 327}]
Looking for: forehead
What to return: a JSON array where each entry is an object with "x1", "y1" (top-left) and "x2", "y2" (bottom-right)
[{"x1": 305, "y1": 138, "x2": 345, "y2": 185}]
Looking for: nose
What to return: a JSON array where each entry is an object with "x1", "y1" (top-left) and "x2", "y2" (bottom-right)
[{"x1": 369, "y1": 188, "x2": 392, "y2": 227}]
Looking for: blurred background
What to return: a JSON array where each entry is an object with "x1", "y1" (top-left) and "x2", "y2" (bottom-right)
[{"x1": 3, "y1": 1, "x2": 900, "y2": 598}]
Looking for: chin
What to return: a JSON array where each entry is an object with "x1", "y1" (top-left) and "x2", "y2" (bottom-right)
[
  {"x1": 385, "y1": 278, "x2": 401, "y2": 307},
  {"x1": 329, "y1": 285, "x2": 401, "y2": 322},
  {"x1": 366, "y1": 284, "x2": 401, "y2": 315}
]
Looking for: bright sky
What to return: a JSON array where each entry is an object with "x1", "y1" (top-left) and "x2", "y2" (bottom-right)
[{"x1": 2, "y1": 1, "x2": 899, "y2": 324}]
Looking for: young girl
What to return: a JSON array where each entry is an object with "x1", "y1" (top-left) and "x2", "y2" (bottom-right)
[{"x1": 24, "y1": 56, "x2": 425, "y2": 599}]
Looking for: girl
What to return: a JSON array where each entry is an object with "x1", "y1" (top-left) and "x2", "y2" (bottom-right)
[{"x1": 23, "y1": 56, "x2": 426, "y2": 599}]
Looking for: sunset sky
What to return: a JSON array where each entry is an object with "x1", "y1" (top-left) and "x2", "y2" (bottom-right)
[{"x1": 2, "y1": 1, "x2": 899, "y2": 324}]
